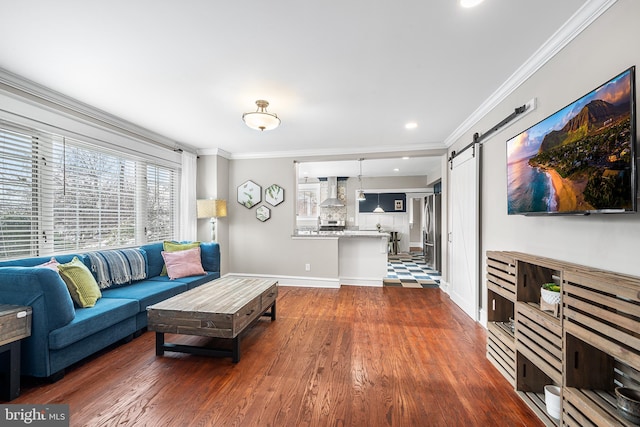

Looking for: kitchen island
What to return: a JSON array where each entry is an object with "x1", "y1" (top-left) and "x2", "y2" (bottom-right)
[{"x1": 292, "y1": 230, "x2": 389, "y2": 286}]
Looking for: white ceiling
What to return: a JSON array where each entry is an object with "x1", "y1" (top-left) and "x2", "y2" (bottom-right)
[{"x1": 0, "y1": 0, "x2": 590, "y2": 164}]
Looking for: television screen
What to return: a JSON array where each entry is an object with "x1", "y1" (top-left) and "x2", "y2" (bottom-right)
[{"x1": 507, "y1": 67, "x2": 636, "y2": 215}]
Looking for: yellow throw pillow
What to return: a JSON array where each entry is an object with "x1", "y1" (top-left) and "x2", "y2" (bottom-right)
[
  {"x1": 58, "y1": 256, "x2": 102, "y2": 308},
  {"x1": 160, "y1": 241, "x2": 201, "y2": 275}
]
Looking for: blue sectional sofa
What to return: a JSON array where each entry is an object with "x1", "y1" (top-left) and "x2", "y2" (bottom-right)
[{"x1": 0, "y1": 242, "x2": 220, "y2": 380}]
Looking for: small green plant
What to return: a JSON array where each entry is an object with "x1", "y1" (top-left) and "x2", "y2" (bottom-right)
[{"x1": 542, "y1": 282, "x2": 561, "y2": 292}]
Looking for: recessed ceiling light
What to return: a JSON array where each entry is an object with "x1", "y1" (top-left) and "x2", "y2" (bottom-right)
[
  {"x1": 393, "y1": 168, "x2": 400, "y2": 172},
  {"x1": 405, "y1": 122, "x2": 418, "y2": 129},
  {"x1": 460, "y1": 0, "x2": 484, "y2": 8},
  {"x1": 402, "y1": 156, "x2": 410, "y2": 160}
]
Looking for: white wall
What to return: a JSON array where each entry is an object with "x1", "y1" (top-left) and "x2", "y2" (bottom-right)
[
  {"x1": 446, "y1": 0, "x2": 640, "y2": 315},
  {"x1": 196, "y1": 154, "x2": 230, "y2": 275},
  {"x1": 226, "y1": 157, "x2": 339, "y2": 283}
]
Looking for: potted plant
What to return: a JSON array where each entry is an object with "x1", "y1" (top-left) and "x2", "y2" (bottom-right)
[{"x1": 541, "y1": 282, "x2": 561, "y2": 305}]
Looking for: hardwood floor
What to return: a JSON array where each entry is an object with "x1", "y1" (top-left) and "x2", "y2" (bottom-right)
[{"x1": 11, "y1": 287, "x2": 542, "y2": 426}]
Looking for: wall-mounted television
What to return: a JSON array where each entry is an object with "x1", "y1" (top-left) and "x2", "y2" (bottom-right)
[{"x1": 507, "y1": 66, "x2": 636, "y2": 215}]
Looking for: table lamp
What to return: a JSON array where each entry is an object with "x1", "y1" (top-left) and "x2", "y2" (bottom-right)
[{"x1": 197, "y1": 199, "x2": 227, "y2": 241}]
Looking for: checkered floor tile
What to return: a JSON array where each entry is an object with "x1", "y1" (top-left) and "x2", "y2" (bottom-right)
[{"x1": 384, "y1": 252, "x2": 441, "y2": 288}]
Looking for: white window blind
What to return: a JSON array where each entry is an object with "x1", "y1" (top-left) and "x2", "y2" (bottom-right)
[
  {"x1": 0, "y1": 120, "x2": 178, "y2": 260},
  {"x1": 146, "y1": 164, "x2": 176, "y2": 242},
  {"x1": 0, "y1": 125, "x2": 41, "y2": 259}
]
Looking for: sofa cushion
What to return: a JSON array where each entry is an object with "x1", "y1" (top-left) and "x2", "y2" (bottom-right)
[
  {"x1": 160, "y1": 241, "x2": 201, "y2": 275},
  {"x1": 162, "y1": 247, "x2": 206, "y2": 280},
  {"x1": 0, "y1": 254, "x2": 83, "y2": 268},
  {"x1": 101, "y1": 280, "x2": 187, "y2": 311},
  {"x1": 58, "y1": 256, "x2": 102, "y2": 308},
  {"x1": 85, "y1": 248, "x2": 147, "y2": 288},
  {"x1": 139, "y1": 242, "x2": 164, "y2": 278},
  {"x1": 36, "y1": 257, "x2": 60, "y2": 271},
  {"x1": 146, "y1": 271, "x2": 219, "y2": 289},
  {"x1": 199, "y1": 242, "x2": 220, "y2": 272},
  {"x1": 48, "y1": 297, "x2": 139, "y2": 350}
]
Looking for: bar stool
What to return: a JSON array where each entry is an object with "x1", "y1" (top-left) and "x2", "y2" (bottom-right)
[{"x1": 389, "y1": 231, "x2": 400, "y2": 255}]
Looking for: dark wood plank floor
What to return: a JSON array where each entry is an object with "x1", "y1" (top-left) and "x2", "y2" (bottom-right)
[{"x1": 10, "y1": 287, "x2": 542, "y2": 426}]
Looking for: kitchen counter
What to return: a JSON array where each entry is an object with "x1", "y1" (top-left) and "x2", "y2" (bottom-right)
[
  {"x1": 292, "y1": 230, "x2": 390, "y2": 238},
  {"x1": 292, "y1": 230, "x2": 389, "y2": 286}
]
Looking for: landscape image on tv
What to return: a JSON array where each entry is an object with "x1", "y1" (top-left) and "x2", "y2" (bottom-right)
[{"x1": 507, "y1": 67, "x2": 635, "y2": 215}]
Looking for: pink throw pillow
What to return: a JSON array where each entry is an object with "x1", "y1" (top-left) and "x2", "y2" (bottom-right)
[
  {"x1": 37, "y1": 257, "x2": 60, "y2": 271},
  {"x1": 161, "y1": 247, "x2": 206, "y2": 280}
]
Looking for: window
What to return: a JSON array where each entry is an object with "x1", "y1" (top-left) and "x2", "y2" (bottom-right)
[
  {"x1": 0, "y1": 121, "x2": 178, "y2": 260},
  {"x1": 296, "y1": 182, "x2": 320, "y2": 219}
]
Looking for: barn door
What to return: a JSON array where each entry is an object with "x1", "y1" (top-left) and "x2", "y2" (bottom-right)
[{"x1": 448, "y1": 146, "x2": 479, "y2": 321}]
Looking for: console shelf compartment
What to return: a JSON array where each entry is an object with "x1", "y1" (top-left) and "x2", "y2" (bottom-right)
[
  {"x1": 516, "y1": 390, "x2": 560, "y2": 427},
  {"x1": 486, "y1": 251, "x2": 517, "y2": 300},
  {"x1": 487, "y1": 319, "x2": 516, "y2": 386},
  {"x1": 563, "y1": 269, "x2": 640, "y2": 370},
  {"x1": 516, "y1": 301, "x2": 562, "y2": 385},
  {"x1": 516, "y1": 352, "x2": 560, "y2": 426},
  {"x1": 486, "y1": 251, "x2": 517, "y2": 386},
  {"x1": 563, "y1": 387, "x2": 636, "y2": 427}
]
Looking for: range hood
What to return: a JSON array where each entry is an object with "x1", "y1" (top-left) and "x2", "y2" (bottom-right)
[{"x1": 319, "y1": 177, "x2": 344, "y2": 207}]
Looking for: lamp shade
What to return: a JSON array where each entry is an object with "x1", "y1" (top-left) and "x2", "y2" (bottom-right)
[
  {"x1": 242, "y1": 100, "x2": 280, "y2": 131},
  {"x1": 373, "y1": 193, "x2": 384, "y2": 213},
  {"x1": 197, "y1": 199, "x2": 227, "y2": 218}
]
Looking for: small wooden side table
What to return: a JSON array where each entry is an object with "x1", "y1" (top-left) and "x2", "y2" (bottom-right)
[{"x1": 0, "y1": 304, "x2": 32, "y2": 401}]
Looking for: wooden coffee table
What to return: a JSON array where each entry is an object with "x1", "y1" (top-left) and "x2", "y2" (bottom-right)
[{"x1": 147, "y1": 277, "x2": 277, "y2": 363}]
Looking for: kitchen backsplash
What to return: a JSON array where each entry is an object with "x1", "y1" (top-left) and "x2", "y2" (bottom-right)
[{"x1": 319, "y1": 179, "x2": 347, "y2": 222}]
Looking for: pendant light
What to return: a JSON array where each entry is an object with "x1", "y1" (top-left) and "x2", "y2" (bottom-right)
[
  {"x1": 357, "y1": 158, "x2": 366, "y2": 201},
  {"x1": 373, "y1": 193, "x2": 384, "y2": 213},
  {"x1": 242, "y1": 100, "x2": 280, "y2": 131}
]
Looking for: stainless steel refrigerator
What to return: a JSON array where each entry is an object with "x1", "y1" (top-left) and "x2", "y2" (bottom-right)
[{"x1": 423, "y1": 194, "x2": 441, "y2": 272}]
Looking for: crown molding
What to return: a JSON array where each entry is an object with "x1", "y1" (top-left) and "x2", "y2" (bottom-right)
[
  {"x1": 443, "y1": 0, "x2": 618, "y2": 147},
  {"x1": 200, "y1": 142, "x2": 448, "y2": 161},
  {"x1": 0, "y1": 67, "x2": 197, "y2": 154},
  {"x1": 198, "y1": 147, "x2": 232, "y2": 158}
]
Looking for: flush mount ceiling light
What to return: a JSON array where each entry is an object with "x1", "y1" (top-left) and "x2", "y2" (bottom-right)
[
  {"x1": 242, "y1": 100, "x2": 281, "y2": 131},
  {"x1": 460, "y1": 0, "x2": 484, "y2": 8}
]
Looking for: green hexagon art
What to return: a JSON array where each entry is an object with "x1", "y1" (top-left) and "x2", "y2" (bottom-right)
[
  {"x1": 256, "y1": 205, "x2": 271, "y2": 222},
  {"x1": 237, "y1": 180, "x2": 262, "y2": 209}
]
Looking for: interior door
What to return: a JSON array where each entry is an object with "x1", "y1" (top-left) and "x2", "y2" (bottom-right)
[{"x1": 448, "y1": 147, "x2": 479, "y2": 321}]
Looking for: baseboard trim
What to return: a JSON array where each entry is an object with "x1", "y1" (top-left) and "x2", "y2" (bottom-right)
[
  {"x1": 339, "y1": 277, "x2": 383, "y2": 287},
  {"x1": 439, "y1": 280, "x2": 450, "y2": 294},
  {"x1": 479, "y1": 308, "x2": 487, "y2": 329}
]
